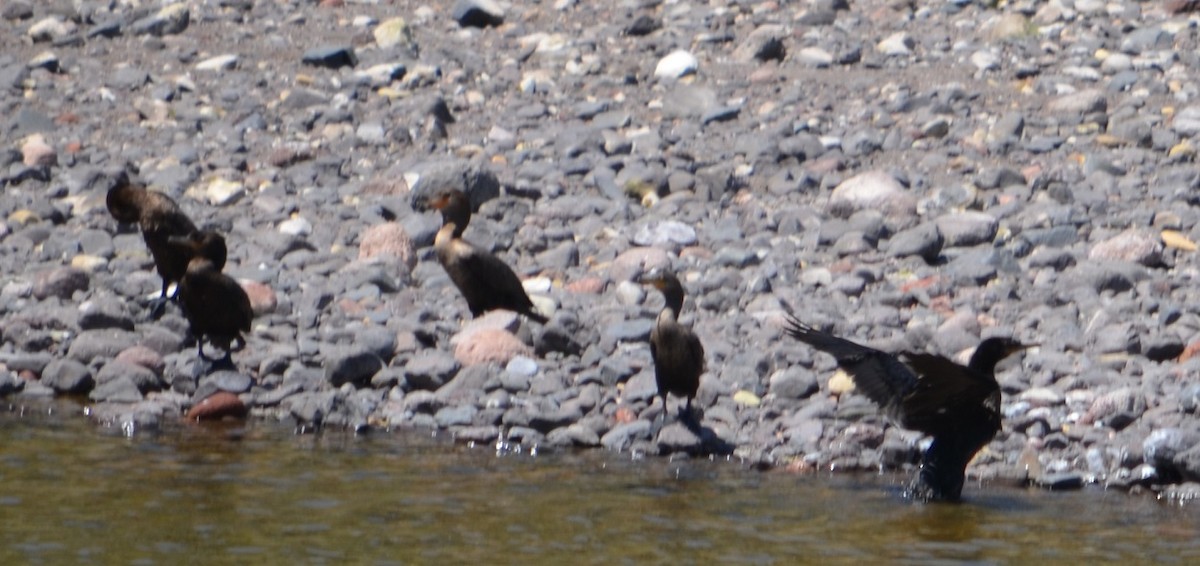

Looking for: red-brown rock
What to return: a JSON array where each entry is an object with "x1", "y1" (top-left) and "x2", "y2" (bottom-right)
[
  {"x1": 186, "y1": 391, "x2": 248, "y2": 421},
  {"x1": 240, "y1": 280, "x2": 276, "y2": 316}
]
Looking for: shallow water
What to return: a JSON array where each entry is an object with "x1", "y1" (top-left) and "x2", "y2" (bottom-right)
[{"x1": 1, "y1": 401, "x2": 1196, "y2": 565}]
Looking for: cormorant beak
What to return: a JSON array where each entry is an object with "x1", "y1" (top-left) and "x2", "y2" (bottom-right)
[
  {"x1": 426, "y1": 194, "x2": 449, "y2": 211},
  {"x1": 1008, "y1": 342, "x2": 1037, "y2": 355},
  {"x1": 637, "y1": 271, "x2": 666, "y2": 289}
]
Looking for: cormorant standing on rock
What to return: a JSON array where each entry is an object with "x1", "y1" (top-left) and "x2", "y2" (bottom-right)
[
  {"x1": 642, "y1": 269, "x2": 704, "y2": 419},
  {"x1": 426, "y1": 188, "x2": 548, "y2": 324},
  {"x1": 107, "y1": 174, "x2": 214, "y2": 315},
  {"x1": 783, "y1": 316, "x2": 1031, "y2": 501},
  {"x1": 167, "y1": 231, "x2": 252, "y2": 368}
]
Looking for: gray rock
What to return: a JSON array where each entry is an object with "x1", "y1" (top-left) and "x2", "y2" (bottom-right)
[
  {"x1": 453, "y1": 0, "x2": 505, "y2": 28},
  {"x1": 302, "y1": 46, "x2": 357, "y2": 69},
  {"x1": 194, "y1": 370, "x2": 253, "y2": 401},
  {"x1": 600, "y1": 420, "x2": 653, "y2": 451},
  {"x1": 78, "y1": 298, "x2": 135, "y2": 331},
  {"x1": 934, "y1": 211, "x2": 997, "y2": 247},
  {"x1": 34, "y1": 267, "x2": 88, "y2": 300},
  {"x1": 1047, "y1": 89, "x2": 1106, "y2": 115},
  {"x1": 768, "y1": 366, "x2": 816, "y2": 402},
  {"x1": 404, "y1": 351, "x2": 460, "y2": 390},
  {"x1": 95, "y1": 360, "x2": 164, "y2": 394},
  {"x1": 632, "y1": 220, "x2": 697, "y2": 249},
  {"x1": 887, "y1": 222, "x2": 943, "y2": 262},
  {"x1": 67, "y1": 329, "x2": 139, "y2": 364},
  {"x1": 435, "y1": 405, "x2": 477, "y2": 428},
  {"x1": 284, "y1": 391, "x2": 338, "y2": 425},
  {"x1": 325, "y1": 348, "x2": 384, "y2": 388},
  {"x1": 89, "y1": 375, "x2": 143, "y2": 403},
  {"x1": 1144, "y1": 428, "x2": 1200, "y2": 469},
  {"x1": 0, "y1": 371, "x2": 22, "y2": 396},
  {"x1": 733, "y1": 25, "x2": 786, "y2": 63},
  {"x1": 129, "y1": 4, "x2": 190, "y2": 37},
  {"x1": 40, "y1": 358, "x2": 94, "y2": 394},
  {"x1": 407, "y1": 160, "x2": 500, "y2": 211}
]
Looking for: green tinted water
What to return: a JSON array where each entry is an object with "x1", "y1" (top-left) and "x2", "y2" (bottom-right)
[{"x1": 1, "y1": 401, "x2": 1196, "y2": 565}]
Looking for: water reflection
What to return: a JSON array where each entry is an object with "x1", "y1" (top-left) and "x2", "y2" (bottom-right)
[{"x1": 1, "y1": 401, "x2": 1198, "y2": 564}]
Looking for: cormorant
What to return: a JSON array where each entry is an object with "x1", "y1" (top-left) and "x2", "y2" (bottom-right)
[
  {"x1": 642, "y1": 269, "x2": 704, "y2": 418},
  {"x1": 425, "y1": 188, "x2": 548, "y2": 323},
  {"x1": 107, "y1": 175, "x2": 216, "y2": 315},
  {"x1": 167, "y1": 231, "x2": 252, "y2": 367},
  {"x1": 784, "y1": 316, "x2": 1030, "y2": 501}
]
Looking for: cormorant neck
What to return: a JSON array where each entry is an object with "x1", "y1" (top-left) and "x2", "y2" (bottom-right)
[
  {"x1": 439, "y1": 200, "x2": 470, "y2": 238},
  {"x1": 659, "y1": 282, "x2": 685, "y2": 317},
  {"x1": 967, "y1": 339, "x2": 1010, "y2": 375}
]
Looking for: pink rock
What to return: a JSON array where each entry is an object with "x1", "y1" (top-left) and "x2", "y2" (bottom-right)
[
  {"x1": 454, "y1": 329, "x2": 532, "y2": 366},
  {"x1": 240, "y1": 280, "x2": 276, "y2": 315},
  {"x1": 359, "y1": 223, "x2": 416, "y2": 269},
  {"x1": 609, "y1": 246, "x2": 671, "y2": 282},
  {"x1": 1089, "y1": 229, "x2": 1162, "y2": 266},
  {"x1": 22, "y1": 135, "x2": 57, "y2": 167},
  {"x1": 566, "y1": 276, "x2": 606, "y2": 294},
  {"x1": 450, "y1": 310, "x2": 520, "y2": 346},
  {"x1": 186, "y1": 391, "x2": 248, "y2": 421},
  {"x1": 115, "y1": 345, "x2": 165, "y2": 376}
]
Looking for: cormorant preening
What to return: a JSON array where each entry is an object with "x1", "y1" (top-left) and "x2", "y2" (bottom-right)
[
  {"x1": 426, "y1": 188, "x2": 548, "y2": 324},
  {"x1": 107, "y1": 175, "x2": 217, "y2": 315},
  {"x1": 642, "y1": 269, "x2": 704, "y2": 418},
  {"x1": 784, "y1": 316, "x2": 1030, "y2": 501},
  {"x1": 167, "y1": 231, "x2": 252, "y2": 367}
]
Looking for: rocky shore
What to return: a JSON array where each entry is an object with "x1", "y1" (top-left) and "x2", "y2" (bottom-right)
[{"x1": 4, "y1": 0, "x2": 1200, "y2": 500}]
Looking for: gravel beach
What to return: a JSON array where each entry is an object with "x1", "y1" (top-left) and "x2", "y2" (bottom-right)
[{"x1": 4, "y1": 0, "x2": 1200, "y2": 500}]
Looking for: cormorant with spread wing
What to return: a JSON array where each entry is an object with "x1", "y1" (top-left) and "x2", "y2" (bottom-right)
[{"x1": 784, "y1": 316, "x2": 1030, "y2": 501}]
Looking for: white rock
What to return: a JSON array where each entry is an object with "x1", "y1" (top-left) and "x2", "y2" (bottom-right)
[
  {"x1": 195, "y1": 54, "x2": 238, "y2": 72},
  {"x1": 797, "y1": 47, "x2": 834, "y2": 67},
  {"x1": 278, "y1": 217, "x2": 312, "y2": 237},
  {"x1": 876, "y1": 32, "x2": 913, "y2": 56},
  {"x1": 970, "y1": 50, "x2": 1000, "y2": 72},
  {"x1": 654, "y1": 50, "x2": 698, "y2": 80}
]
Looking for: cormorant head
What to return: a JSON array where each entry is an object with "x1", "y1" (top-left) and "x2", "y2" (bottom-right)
[
  {"x1": 968, "y1": 337, "x2": 1033, "y2": 374},
  {"x1": 424, "y1": 188, "x2": 472, "y2": 232},
  {"x1": 106, "y1": 173, "x2": 143, "y2": 225},
  {"x1": 168, "y1": 230, "x2": 228, "y2": 270},
  {"x1": 639, "y1": 268, "x2": 686, "y2": 314}
]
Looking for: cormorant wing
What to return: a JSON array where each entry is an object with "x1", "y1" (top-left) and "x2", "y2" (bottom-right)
[
  {"x1": 455, "y1": 243, "x2": 536, "y2": 313},
  {"x1": 784, "y1": 316, "x2": 918, "y2": 411},
  {"x1": 896, "y1": 352, "x2": 999, "y2": 435},
  {"x1": 686, "y1": 331, "x2": 705, "y2": 374}
]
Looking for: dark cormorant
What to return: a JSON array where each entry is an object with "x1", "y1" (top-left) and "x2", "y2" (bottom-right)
[
  {"x1": 642, "y1": 269, "x2": 704, "y2": 418},
  {"x1": 784, "y1": 316, "x2": 1030, "y2": 501},
  {"x1": 426, "y1": 188, "x2": 548, "y2": 324},
  {"x1": 107, "y1": 175, "x2": 217, "y2": 315},
  {"x1": 167, "y1": 231, "x2": 252, "y2": 367}
]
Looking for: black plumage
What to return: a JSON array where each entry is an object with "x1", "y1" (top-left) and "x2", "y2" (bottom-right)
[
  {"x1": 643, "y1": 269, "x2": 704, "y2": 417},
  {"x1": 107, "y1": 175, "x2": 219, "y2": 313},
  {"x1": 426, "y1": 188, "x2": 547, "y2": 324},
  {"x1": 167, "y1": 231, "x2": 252, "y2": 367},
  {"x1": 784, "y1": 316, "x2": 1030, "y2": 501}
]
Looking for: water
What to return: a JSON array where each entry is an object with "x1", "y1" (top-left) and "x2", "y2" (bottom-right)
[{"x1": 1, "y1": 401, "x2": 1197, "y2": 565}]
